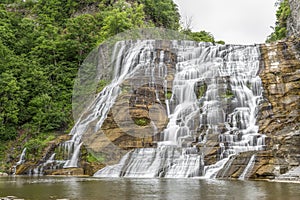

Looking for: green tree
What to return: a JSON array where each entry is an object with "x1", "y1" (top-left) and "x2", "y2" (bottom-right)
[
  {"x1": 139, "y1": 0, "x2": 180, "y2": 30},
  {"x1": 99, "y1": 1, "x2": 146, "y2": 42},
  {"x1": 266, "y1": 0, "x2": 291, "y2": 42},
  {"x1": 0, "y1": 72, "x2": 20, "y2": 140},
  {"x1": 182, "y1": 29, "x2": 215, "y2": 43}
]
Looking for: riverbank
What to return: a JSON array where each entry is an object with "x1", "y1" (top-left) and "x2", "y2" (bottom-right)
[
  {"x1": 0, "y1": 172, "x2": 8, "y2": 176},
  {"x1": 0, "y1": 196, "x2": 24, "y2": 200},
  {"x1": 1, "y1": 196, "x2": 68, "y2": 200},
  {"x1": 269, "y1": 179, "x2": 300, "y2": 184}
]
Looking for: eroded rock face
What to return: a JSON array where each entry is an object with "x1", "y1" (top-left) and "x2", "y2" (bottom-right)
[
  {"x1": 81, "y1": 48, "x2": 176, "y2": 165},
  {"x1": 220, "y1": 37, "x2": 300, "y2": 180},
  {"x1": 259, "y1": 39, "x2": 300, "y2": 136}
]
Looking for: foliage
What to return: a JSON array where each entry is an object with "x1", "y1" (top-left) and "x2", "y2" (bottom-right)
[
  {"x1": 181, "y1": 29, "x2": 225, "y2": 44},
  {"x1": 165, "y1": 91, "x2": 172, "y2": 99},
  {"x1": 138, "y1": 0, "x2": 180, "y2": 30},
  {"x1": 134, "y1": 118, "x2": 150, "y2": 126},
  {"x1": 266, "y1": 0, "x2": 291, "y2": 42},
  {"x1": 0, "y1": 143, "x2": 6, "y2": 163},
  {"x1": 24, "y1": 133, "x2": 56, "y2": 159},
  {"x1": 98, "y1": 0, "x2": 147, "y2": 42},
  {"x1": 96, "y1": 79, "x2": 110, "y2": 93},
  {"x1": 0, "y1": 0, "x2": 219, "y2": 165},
  {"x1": 182, "y1": 29, "x2": 215, "y2": 43},
  {"x1": 197, "y1": 84, "x2": 207, "y2": 99},
  {"x1": 86, "y1": 152, "x2": 105, "y2": 163}
]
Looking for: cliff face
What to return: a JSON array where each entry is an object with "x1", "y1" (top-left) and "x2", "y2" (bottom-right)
[
  {"x1": 248, "y1": 1, "x2": 300, "y2": 180},
  {"x1": 259, "y1": 39, "x2": 300, "y2": 136},
  {"x1": 217, "y1": 37, "x2": 300, "y2": 180},
  {"x1": 255, "y1": 38, "x2": 300, "y2": 179},
  {"x1": 81, "y1": 47, "x2": 176, "y2": 166},
  {"x1": 11, "y1": 0, "x2": 300, "y2": 177},
  {"x1": 287, "y1": 0, "x2": 300, "y2": 37},
  {"x1": 216, "y1": 1, "x2": 300, "y2": 180}
]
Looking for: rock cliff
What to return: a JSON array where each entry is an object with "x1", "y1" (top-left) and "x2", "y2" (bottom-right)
[
  {"x1": 216, "y1": 1, "x2": 300, "y2": 180},
  {"x1": 217, "y1": 37, "x2": 300, "y2": 180}
]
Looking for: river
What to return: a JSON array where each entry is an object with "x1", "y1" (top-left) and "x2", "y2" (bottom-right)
[{"x1": 0, "y1": 176, "x2": 299, "y2": 200}]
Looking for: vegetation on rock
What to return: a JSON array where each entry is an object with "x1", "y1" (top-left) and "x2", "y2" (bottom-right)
[
  {"x1": 134, "y1": 117, "x2": 150, "y2": 126},
  {"x1": 165, "y1": 91, "x2": 172, "y2": 99},
  {"x1": 266, "y1": 0, "x2": 291, "y2": 42}
]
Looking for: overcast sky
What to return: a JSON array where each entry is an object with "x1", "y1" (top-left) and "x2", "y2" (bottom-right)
[{"x1": 173, "y1": 0, "x2": 278, "y2": 44}]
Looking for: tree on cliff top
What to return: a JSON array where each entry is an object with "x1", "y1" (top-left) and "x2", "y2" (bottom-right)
[
  {"x1": 266, "y1": 0, "x2": 291, "y2": 42},
  {"x1": 0, "y1": 0, "x2": 184, "y2": 153}
]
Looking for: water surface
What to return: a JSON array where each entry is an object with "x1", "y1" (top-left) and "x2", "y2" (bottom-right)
[{"x1": 0, "y1": 177, "x2": 299, "y2": 200}]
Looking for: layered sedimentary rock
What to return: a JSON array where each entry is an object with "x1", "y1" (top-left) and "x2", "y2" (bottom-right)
[
  {"x1": 217, "y1": 0, "x2": 300, "y2": 180},
  {"x1": 218, "y1": 37, "x2": 300, "y2": 180},
  {"x1": 82, "y1": 48, "x2": 176, "y2": 166},
  {"x1": 256, "y1": 37, "x2": 300, "y2": 179}
]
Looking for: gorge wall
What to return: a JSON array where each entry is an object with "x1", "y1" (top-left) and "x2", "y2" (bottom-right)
[
  {"x1": 216, "y1": 2, "x2": 300, "y2": 180},
  {"x1": 216, "y1": 37, "x2": 300, "y2": 180},
  {"x1": 13, "y1": 39, "x2": 300, "y2": 180},
  {"x1": 12, "y1": 2, "x2": 300, "y2": 179}
]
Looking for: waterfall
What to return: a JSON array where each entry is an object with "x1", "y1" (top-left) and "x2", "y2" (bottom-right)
[
  {"x1": 62, "y1": 40, "x2": 157, "y2": 168},
  {"x1": 20, "y1": 39, "x2": 265, "y2": 177},
  {"x1": 12, "y1": 148, "x2": 27, "y2": 175},
  {"x1": 93, "y1": 40, "x2": 265, "y2": 178},
  {"x1": 16, "y1": 148, "x2": 27, "y2": 165},
  {"x1": 203, "y1": 156, "x2": 231, "y2": 179},
  {"x1": 94, "y1": 145, "x2": 203, "y2": 178},
  {"x1": 239, "y1": 154, "x2": 256, "y2": 180}
]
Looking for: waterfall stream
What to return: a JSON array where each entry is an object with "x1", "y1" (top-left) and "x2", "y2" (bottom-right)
[
  {"x1": 26, "y1": 40, "x2": 266, "y2": 178},
  {"x1": 239, "y1": 154, "x2": 256, "y2": 180},
  {"x1": 16, "y1": 148, "x2": 27, "y2": 165},
  {"x1": 13, "y1": 148, "x2": 27, "y2": 174},
  {"x1": 92, "y1": 40, "x2": 265, "y2": 178}
]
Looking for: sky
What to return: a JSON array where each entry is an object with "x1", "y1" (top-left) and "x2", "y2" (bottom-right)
[{"x1": 173, "y1": 0, "x2": 278, "y2": 44}]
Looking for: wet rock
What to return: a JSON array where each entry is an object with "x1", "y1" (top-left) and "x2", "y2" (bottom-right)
[
  {"x1": 45, "y1": 168, "x2": 84, "y2": 176},
  {"x1": 0, "y1": 196, "x2": 24, "y2": 200},
  {"x1": 276, "y1": 166, "x2": 300, "y2": 181},
  {"x1": 81, "y1": 48, "x2": 175, "y2": 165},
  {"x1": 0, "y1": 172, "x2": 8, "y2": 176},
  {"x1": 218, "y1": 38, "x2": 300, "y2": 180},
  {"x1": 15, "y1": 162, "x2": 36, "y2": 175}
]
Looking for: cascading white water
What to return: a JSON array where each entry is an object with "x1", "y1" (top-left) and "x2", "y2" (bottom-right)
[
  {"x1": 16, "y1": 148, "x2": 27, "y2": 165},
  {"x1": 94, "y1": 145, "x2": 203, "y2": 178},
  {"x1": 203, "y1": 156, "x2": 231, "y2": 179},
  {"x1": 12, "y1": 148, "x2": 27, "y2": 175},
  {"x1": 22, "y1": 39, "x2": 265, "y2": 177},
  {"x1": 239, "y1": 154, "x2": 256, "y2": 180},
  {"x1": 94, "y1": 41, "x2": 266, "y2": 178},
  {"x1": 61, "y1": 40, "x2": 160, "y2": 168}
]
